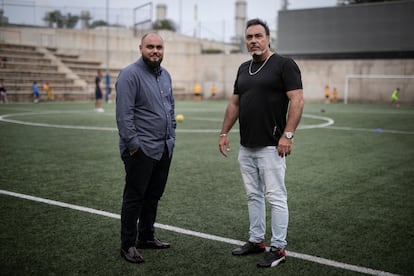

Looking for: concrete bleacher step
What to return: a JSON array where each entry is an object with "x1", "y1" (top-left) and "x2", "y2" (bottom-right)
[
  {"x1": 74, "y1": 71, "x2": 119, "y2": 79},
  {"x1": 0, "y1": 48, "x2": 45, "y2": 58},
  {"x1": 71, "y1": 68, "x2": 120, "y2": 76},
  {"x1": 67, "y1": 66, "x2": 105, "y2": 74},
  {"x1": 3, "y1": 62, "x2": 58, "y2": 71},
  {"x1": 54, "y1": 53, "x2": 80, "y2": 60},
  {"x1": 0, "y1": 69, "x2": 67, "y2": 78},
  {"x1": 0, "y1": 55, "x2": 53, "y2": 65},
  {"x1": 61, "y1": 59, "x2": 102, "y2": 67},
  {"x1": 0, "y1": 43, "x2": 36, "y2": 51},
  {"x1": 4, "y1": 77, "x2": 75, "y2": 85},
  {"x1": 6, "y1": 83, "x2": 84, "y2": 92}
]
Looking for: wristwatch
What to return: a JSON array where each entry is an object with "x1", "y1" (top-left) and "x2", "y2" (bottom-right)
[{"x1": 284, "y1": 132, "x2": 294, "y2": 139}]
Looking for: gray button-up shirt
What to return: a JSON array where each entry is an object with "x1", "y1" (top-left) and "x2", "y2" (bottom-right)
[{"x1": 115, "y1": 58, "x2": 176, "y2": 160}]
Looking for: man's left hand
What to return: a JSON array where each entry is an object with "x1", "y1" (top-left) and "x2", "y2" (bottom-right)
[{"x1": 278, "y1": 137, "x2": 293, "y2": 157}]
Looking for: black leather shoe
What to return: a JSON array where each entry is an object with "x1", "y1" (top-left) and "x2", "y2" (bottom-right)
[
  {"x1": 120, "y1": 247, "x2": 145, "y2": 263},
  {"x1": 136, "y1": 237, "x2": 171, "y2": 249}
]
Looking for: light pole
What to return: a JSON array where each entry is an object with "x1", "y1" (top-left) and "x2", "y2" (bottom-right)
[{"x1": 105, "y1": 0, "x2": 111, "y2": 103}]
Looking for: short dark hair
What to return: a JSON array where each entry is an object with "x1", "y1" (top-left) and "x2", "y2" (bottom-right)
[{"x1": 246, "y1": 18, "x2": 270, "y2": 36}]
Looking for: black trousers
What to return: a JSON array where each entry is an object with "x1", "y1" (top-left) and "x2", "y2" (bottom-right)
[{"x1": 120, "y1": 147, "x2": 172, "y2": 251}]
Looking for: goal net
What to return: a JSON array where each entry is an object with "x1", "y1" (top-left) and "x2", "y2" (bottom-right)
[{"x1": 344, "y1": 74, "x2": 414, "y2": 104}]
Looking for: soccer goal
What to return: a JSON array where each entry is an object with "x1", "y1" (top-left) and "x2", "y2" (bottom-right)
[
  {"x1": 133, "y1": 3, "x2": 153, "y2": 36},
  {"x1": 344, "y1": 74, "x2": 414, "y2": 104}
]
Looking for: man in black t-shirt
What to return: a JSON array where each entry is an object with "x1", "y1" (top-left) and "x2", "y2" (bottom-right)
[{"x1": 219, "y1": 18, "x2": 304, "y2": 269}]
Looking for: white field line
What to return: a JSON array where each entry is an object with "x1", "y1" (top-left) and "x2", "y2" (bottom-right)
[
  {"x1": 0, "y1": 111, "x2": 118, "y2": 132},
  {"x1": 2, "y1": 110, "x2": 412, "y2": 135},
  {"x1": 0, "y1": 189, "x2": 400, "y2": 276},
  {"x1": 326, "y1": 126, "x2": 414, "y2": 135},
  {"x1": 1, "y1": 112, "x2": 333, "y2": 131}
]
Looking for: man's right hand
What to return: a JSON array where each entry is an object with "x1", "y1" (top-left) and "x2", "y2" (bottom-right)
[{"x1": 219, "y1": 134, "x2": 230, "y2": 157}]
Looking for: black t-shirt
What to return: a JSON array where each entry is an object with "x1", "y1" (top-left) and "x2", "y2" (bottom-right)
[
  {"x1": 95, "y1": 75, "x2": 102, "y2": 91},
  {"x1": 234, "y1": 53, "x2": 302, "y2": 147}
]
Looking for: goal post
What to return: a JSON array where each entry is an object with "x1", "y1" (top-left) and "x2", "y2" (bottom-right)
[
  {"x1": 344, "y1": 74, "x2": 414, "y2": 104},
  {"x1": 133, "y1": 2, "x2": 153, "y2": 36}
]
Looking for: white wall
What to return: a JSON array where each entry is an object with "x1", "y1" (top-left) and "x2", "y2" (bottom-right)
[{"x1": 1, "y1": 26, "x2": 413, "y2": 103}]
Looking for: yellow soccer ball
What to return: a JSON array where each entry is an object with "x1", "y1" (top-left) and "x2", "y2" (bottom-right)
[{"x1": 176, "y1": 114, "x2": 184, "y2": 123}]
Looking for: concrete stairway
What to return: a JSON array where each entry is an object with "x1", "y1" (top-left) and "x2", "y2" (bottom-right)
[
  {"x1": 55, "y1": 51, "x2": 119, "y2": 99},
  {"x1": 0, "y1": 43, "x2": 90, "y2": 102},
  {"x1": 0, "y1": 43, "x2": 120, "y2": 102}
]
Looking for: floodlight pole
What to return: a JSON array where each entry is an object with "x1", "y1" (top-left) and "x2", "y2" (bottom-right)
[
  {"x1": 33, "y1": 0, "x2": 36, "y2": 25},
  {"x1": 105, "y1": 0, "x2": 110, "y2": 103},
  {"x1": 106, "y1": 0, "x2": 109, "y2": 71}
]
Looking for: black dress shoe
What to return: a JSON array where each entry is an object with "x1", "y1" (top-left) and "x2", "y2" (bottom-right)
[
  {"x1": 136, "y1": 237, "x2": 171, "y2": 249},
  {"x1": 120, "y1": 247, "x2": 145, "y2": 263}
]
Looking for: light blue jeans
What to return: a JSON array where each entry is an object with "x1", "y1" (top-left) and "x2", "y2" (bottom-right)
[{"x1": 238, "y1": 145, "x2": 288, "y2": 249}]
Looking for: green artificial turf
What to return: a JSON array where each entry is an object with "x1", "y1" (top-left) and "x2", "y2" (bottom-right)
[{"x1": 0, "y1": 101, "x2": 413, "y2": 275}]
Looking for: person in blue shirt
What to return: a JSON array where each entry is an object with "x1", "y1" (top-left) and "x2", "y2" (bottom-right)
[
  {"x1": 116, "y1": 32, "x2": 176, "y2": 264},
  {"x1": 32, "y1": 81, "x2": 40, "y2": 103},
  {"x1": 105, "y1": 72, "x2": 111, "y2": 103}
]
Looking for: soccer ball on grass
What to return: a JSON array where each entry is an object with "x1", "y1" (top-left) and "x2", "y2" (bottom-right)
[{"x1": 176, "y1": 114, "x2": 184, "y2": 123}]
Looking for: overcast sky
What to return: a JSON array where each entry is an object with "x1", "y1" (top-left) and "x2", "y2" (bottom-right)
[{"x1": 2, "y1": 0, "x2": 337, "y2": 42}]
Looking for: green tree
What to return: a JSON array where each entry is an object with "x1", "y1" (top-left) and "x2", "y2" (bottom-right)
[
  {"x1": 43, "y1": 10, "x2": 79, "y2": 29},
  {"x1": 43, "y1": 10, "x2": 62, "y2": 28},
  {"x1": 90, "y1": 20, "x2": 108, "y2": 28},
  {"x1": 152, "y1": 19, "x2": 176, "y2": 31},
  {"x1": 66, "y1": 13, "x2": 79, "y2": 29}
]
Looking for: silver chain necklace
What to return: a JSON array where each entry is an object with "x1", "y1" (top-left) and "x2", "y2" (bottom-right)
[{"x1": 248, "y1": 53, "x2": 273, "y2": 76}]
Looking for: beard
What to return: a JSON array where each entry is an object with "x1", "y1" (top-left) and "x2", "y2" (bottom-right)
[
  {"x1": 142, "y1": 55, "x2": 162, "y2": 69},
  {"x1": 248, "y1": 47, "x2": 268, "y2": 57}
]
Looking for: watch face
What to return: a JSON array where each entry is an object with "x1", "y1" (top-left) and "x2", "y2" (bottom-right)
[{"x1": 285, "y1": 132, "x2": 293, "y2": 139}]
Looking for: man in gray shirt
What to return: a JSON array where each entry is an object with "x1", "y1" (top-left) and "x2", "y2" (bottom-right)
[{"x1": 116, "y1": 32, "x2": 176, "y2": 264}]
